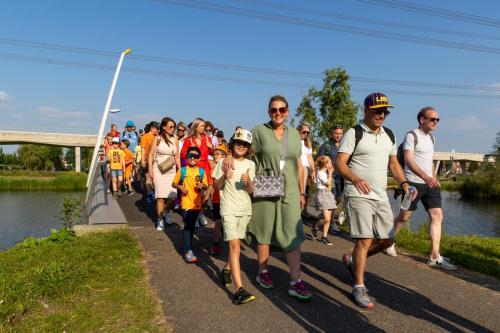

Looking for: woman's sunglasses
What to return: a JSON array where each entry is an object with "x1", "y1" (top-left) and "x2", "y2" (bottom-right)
[
  {"x1": 301, "y1": 131, "x2": 310, "y2": 135},
  {"x1": 270, "y1": 107, "x2": 288, "y2": 114}
]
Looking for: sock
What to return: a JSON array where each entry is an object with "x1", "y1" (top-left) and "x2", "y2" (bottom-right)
[
  {"x1": 290, "y1": 279, "x2": 302, "y2": 286},
  {"x1": 354, "y1": 284, "x2": 364, "y2": 289}
]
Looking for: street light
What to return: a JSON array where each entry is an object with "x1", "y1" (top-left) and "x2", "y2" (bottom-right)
[{"x1": 109, "y1": 108, "x2": 121, "y2": 113}]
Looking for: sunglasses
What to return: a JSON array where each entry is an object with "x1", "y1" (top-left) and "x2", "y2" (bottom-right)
[
  {"x1": 333, "y1": 125, "x2": 343, "y2": 130},
  {"x1": 372, "y1": 109, "x2": 390, "y2": 116},
  {"x1": 187, "y1": 153, "x2": 200, "y2": 159},
  {"x1": 270, "y1": 107, "x2": 288, "y2": 114},
  {"x1": 300, "y1": 131, "x2": 310, "y2": 135},
  {"x1": 234, "y1": 140, "x2": 250, "y2": 148},
  {"x1": 424, "y1": 117, "x2": 440, "y2": 123},
  {"x1": 177, "y1": 128, "x2": 185, "y2": 132}
]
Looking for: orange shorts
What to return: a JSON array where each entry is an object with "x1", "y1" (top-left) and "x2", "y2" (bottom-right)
[{"x1": 125, "y1": 165, "x2": 133, "y2": 179}]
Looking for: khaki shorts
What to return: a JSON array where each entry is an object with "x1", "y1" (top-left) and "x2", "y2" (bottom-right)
[
  {"x1": 345, "y1": 197, "x2": 394, "y2": 239},
  {"x1": 223, "y1": 215, "x2": 251, "y2": 241}
]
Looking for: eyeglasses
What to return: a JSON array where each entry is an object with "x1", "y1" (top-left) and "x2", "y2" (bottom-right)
[
  {"x1": 424, "y1": 117, "x2": 440, "y2": 123},
  {"x1": 270, "y1": 107, "x2": 288, "y2": 114},
  {"x1": 301, "y1": 131, "x2": 310, "y2": 135},
  {"x1": 177, "y1": 128, "x2": 185, "y2": 132},
  {"x1": 187, "y1": 153, "x2": 200, "y2": 159},
  {"x1": 167, "y1": 125, "x2": 175, "y2": 129},
  {"x1": 234, "y1": 140, "x2": 250, "y2": 148},
  {"x1": 372, "y1": 109, "x2": 390, "y2": 116}
]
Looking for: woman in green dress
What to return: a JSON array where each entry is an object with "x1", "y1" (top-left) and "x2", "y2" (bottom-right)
[{"x1": 225, "y1": 95, "x2": 312, "y2": 300}]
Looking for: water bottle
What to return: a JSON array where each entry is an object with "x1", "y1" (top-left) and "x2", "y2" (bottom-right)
[{"x1": 400, "y1": 186, "x2": 416, "y2": 211}]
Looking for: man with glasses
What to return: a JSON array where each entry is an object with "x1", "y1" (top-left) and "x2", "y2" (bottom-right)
[
  {"x1": 335, "y1": 92, "x2": 412, "y2": 309},
  {"x1": 387, "y1": 107, "x2": 456, "y2": 270}
]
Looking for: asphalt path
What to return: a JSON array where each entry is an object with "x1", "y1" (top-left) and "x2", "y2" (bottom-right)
[{"x1": 118, "y1": 192, "x2": 500, "y2": 333}]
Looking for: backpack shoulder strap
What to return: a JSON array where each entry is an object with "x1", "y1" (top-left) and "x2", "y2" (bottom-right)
[
  {"x1": 410, "y1": 130, "x2": 418, "y2": 147},
  {"x1": 429, "y1": 132, "x2": 435, "y2": 145},
  {"x1": 199, "y1": 167, "x2": 205, "y2": 181},
  {"x1": 180, "y1": 166, "x2": 187, "y2": 184},
  {"x1": 383, "y1": 126, "x2": 396, "y2": 145},
  {"x1": 347, "y1": 125, "x2": 363, "y2": 165}
]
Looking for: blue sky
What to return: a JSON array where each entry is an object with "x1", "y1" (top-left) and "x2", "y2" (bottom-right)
[{"x1": 1, "y1": 0, "x2": 500, "y2": 153}]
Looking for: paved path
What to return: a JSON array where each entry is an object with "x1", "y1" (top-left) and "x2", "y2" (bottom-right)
[{"x1": 117, "y1": 193, "x2": 500, "y2": 333}]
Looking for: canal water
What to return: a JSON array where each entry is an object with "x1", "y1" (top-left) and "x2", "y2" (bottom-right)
[
  {"x1": 0, "y1": 191, "x2": 499, "y2": 251},
  {"x1": 0, "y1": 192, "x2": 81, "y2": 251}
]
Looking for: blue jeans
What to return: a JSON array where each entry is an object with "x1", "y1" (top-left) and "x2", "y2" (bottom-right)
[{"x1": 182, "y1": 210, "x2": 200, "y2": 252}]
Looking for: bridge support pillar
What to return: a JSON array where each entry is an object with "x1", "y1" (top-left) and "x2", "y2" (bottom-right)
[
  {"x1": 434, "y1": 160, "x2": 440, "y2": 177},
  {"x1": 75, "y1": 146, "x2": 81, "y2": 173}
]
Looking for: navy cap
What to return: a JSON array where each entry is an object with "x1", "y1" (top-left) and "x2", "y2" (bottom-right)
[{"x1": 364, "y1": 92, "x2": 394, "y2": 109}]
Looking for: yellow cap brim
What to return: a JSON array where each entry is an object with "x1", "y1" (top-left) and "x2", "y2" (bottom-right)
[{"x1": 369, "y1": 104, "x2": 394, "y2": 109}]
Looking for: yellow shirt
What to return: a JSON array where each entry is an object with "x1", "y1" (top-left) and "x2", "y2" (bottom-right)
[
  {"x1": 107, "y1": 149, "x2": 125, "y2": 170},
  {"x1": 134, "y1": 145, "x2": 142, "y2": 163},
  {"x1": 173, "y1": 166, "x2": 208, "y2": 210}
]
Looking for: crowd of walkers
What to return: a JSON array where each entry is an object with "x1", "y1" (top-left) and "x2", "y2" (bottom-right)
[{"x1": 98, "y1": 92, "x2": 455, "y2": 308}]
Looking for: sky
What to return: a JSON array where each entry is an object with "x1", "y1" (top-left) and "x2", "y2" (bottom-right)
[{"x1": 1, "y1": 0, "x2": 500, "y2": 153}]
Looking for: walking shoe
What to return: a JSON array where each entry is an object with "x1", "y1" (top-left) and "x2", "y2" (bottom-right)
[
  {"x1": 352, "y1": 285, "x2": 374, "y2": 309},
  {"x1": 320, "y1": 236, "x2": 333, "y2": 246},
  {"x1": 221, "y1": 267, "x2": 232, "y2": 286},
  {"x1": 384, "y1": 244, "x2": 398, "y2": 257},
  {"x1": 211, "y1": 242, "x2": 222, "y2": 255},
  {"x1": 342, "y1": 253, "x2": 355, "y2": 282},
  {"x1": 112, "y1": 192, "x2": 118, "y2": 200},
  {"x1": 330, "y1": 223, "x2": 341, "y2": 234},
  {"x1": 146, "y1": 193, "x2": 154, "y2": 203},
  {"x1": 233, "y1": 287, "x2": 256, "y2": 305},
  {"x1": 127, "y1": 189, "x2": 134, "y2": 196},
  {"x1": 197, "y1": 214, "x2": 208, "y2": 226},
  {"x1": 117, "y1": 190, "x2": 123, "y2": 197},
  {"x1": 428, "y1": 255, "x2": 457, "y2": 271},
  {"x1": 184, "y1": 250, "x2": 198, "y2": 263},
  {"x1": 256, "y1": 271, "x2": 274, "y2": 289},
  {"x1": 164, "y1": 213, "x2": 174, "y2": 225},
  {"x1": 310, "y1": 226, "x2": 318, "y2": 240},
  {"x1": 156, "y1": 219, "x2": 164, "y2": 231},
  {"x1": 288, "y1": 279, "x2": 313, "y2": 301}
]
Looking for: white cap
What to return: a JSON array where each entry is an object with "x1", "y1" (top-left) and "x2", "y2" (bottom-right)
[
  {"x1": 233, "y1": 128, "x2": 253, "y2": 144},
  {"x1": 111, "y1": 137, "x2": 120, "y2": 143}
]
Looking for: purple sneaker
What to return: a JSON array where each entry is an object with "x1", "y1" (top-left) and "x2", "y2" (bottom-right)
[
  {"x1": 288, "y1": 279, "x2": 313, "y2": 301},
  {"x1": 256, "y1": 271, "x2": 274, "y2": 289}
]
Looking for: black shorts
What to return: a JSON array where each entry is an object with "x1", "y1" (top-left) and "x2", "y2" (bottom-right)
[
  {"x1": 402, "y1": 182, "x2": 442, "y2": 211},
  {"x1": 212, "y1": 203, "x2": 221, "y2": 220}
]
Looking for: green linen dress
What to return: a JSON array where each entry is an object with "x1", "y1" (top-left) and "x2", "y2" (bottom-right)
[{"x1": 247, "y1": 122, "x2": 305, "y2": 251}]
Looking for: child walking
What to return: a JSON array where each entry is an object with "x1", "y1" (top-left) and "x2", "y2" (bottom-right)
[
  {"x1": 121, "y1": 139, "x2": 135, "y2": 196},
  {"x1": 311, "y1": 156, "x2": 337, "y2": 246},
  {"x1": 107, "y1": 137, "x2": 126, "y2": 199},
  {"x1": 172, "y1": 146, "x2": 209, "y2": 263},
  {"x1": 212, "y1": 129, "x2": 256, "y2": 305}
]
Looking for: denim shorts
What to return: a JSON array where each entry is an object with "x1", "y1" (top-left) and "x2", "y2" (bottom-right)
[{"x1": 110, "y1": 169, "x2": 123, "y2": 177}]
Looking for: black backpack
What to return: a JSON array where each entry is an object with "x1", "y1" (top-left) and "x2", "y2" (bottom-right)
[
  {"x1": 348, "y1": 124, "x2": 395, "y2": 165},
  {"x1": 396, "y1": 130, "x2": 435, "y2": 169}
]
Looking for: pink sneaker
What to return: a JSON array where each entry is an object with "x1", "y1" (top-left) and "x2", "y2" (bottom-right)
[
  {"x1": 256, "y1": 271, "x2": 274, "y2": 289},
  {"x1": 288, "y1": 280, "x2": 313, "y2": 301}
]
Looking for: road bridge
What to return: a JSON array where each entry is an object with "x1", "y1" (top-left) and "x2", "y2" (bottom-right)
[{"x1": 0, "y1": 130, "x2": 98, "y2": 172}]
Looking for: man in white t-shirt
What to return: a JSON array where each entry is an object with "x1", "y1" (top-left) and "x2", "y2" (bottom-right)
[{"x1": 387, "y1": 107, "x2": 457, "y2": 270}]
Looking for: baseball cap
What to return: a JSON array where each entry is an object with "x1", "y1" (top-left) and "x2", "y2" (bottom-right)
[
  {"x1": 364, "y1": 92, "x2": 394, "y2": 109},
  {"x1": 111, "y1": 137, "x2": 120, "y2": 143},
  {"x1": 232, "y1": 128, "x2": 253, "y2": 144},
  {"x1": 214, "y1": 143, "x2": 228, "y2": 154},
  {"x1": 126, "y1": 120, "x2": 135, "y2": 127}
]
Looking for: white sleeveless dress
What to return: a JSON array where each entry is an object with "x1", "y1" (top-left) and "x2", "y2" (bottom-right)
[{"x1": 153, "y1": 137, "x2": 177, "y2": 199}]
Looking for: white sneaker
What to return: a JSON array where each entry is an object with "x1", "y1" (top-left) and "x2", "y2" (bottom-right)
[
  {"x1": 197, "y1": 214, "x2": 208, "y2": 226},
  {"x1": 428, "y1": 255, "x2": 457, "y2": 271},
  {"x1": 156, "y1": 219, "x2": 164, "y2": 231},
  {"x1": 384, "y1": 244, "x2": 398, "y2": 257},
  {"x1": 164, "y1": 212, "x2": 174, "y2": 225},
  {"x1": 330, "y1": 223, "x2": 341, "y2": 234}
]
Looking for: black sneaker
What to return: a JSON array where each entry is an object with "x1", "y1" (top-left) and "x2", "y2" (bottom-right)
[
  {"x1": 310, "y1": 226, "x2": 318, "y2": 240},
  {"x1": 320, "y1": 236, "x2": 333, "y2": 246},
  {"x1": 233, "y1": 287, "x2": 256, "y2": 305},
  {"x1": 221, "y1": 268, "x2": 232, "y2": 286}
]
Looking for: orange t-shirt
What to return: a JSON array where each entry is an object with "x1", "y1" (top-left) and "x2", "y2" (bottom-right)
[
  {"x1": 141, "y1": 132, "x2": 155, "y2": 162},
  {"x1": 123, "y1": 148, "x2": 134, "y2": 167}
]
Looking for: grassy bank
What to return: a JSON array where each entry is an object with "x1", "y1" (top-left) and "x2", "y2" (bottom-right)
[
  {"x1": 0, "y1": 229, "x2": 168, "y2": 332},
  {"x1": 0, "y1": 171, "x2": 86, "y2": 191},
  {"x1": 396, "y1": 226, "x2": 500, "y2": 279},
  {"x1": 387, "y1": 177, "x2": 463, "y2": 191}
]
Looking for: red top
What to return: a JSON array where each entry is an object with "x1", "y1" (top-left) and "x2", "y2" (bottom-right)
[
  {"x1": 181, "y1": 134, "x2": 214, "y2": 184},
  {"x1": 106, "y1": 130, "x2": 120, "y2": 138}
]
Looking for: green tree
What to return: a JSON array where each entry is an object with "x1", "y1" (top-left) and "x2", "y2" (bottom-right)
[
  {"x1": 294, "y1": 67, "x2": 360, "y2": 148},
  {"x1": 18, "y1": 145, "x2": 63, "y2": 171}
]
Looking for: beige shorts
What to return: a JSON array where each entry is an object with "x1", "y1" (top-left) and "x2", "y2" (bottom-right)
[
  {"x1": 345, "y1": 197, "x2": 394, "y2": 239},
  {"x1": 223, "y1": 215, "x2": 251, "y2": 241}
]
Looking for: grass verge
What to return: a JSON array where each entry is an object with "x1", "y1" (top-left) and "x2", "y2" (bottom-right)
[
  {"x1": 0, "y1": 229, "x2": 169, "y2": 332},
  {"x1": 0, "y1": 171, "x2": 86, "y2": 191},
  {"x1": 396, "y1": 226, "x2": 500, "y2": 279}
]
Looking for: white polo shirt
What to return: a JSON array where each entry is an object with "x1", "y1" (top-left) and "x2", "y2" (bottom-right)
[
  {"x1": 338, "y1": 122, "x2": 397, "y2": 201},
  {"x1": 403, "y1": 129, "x2": 435, "y2": 184}
]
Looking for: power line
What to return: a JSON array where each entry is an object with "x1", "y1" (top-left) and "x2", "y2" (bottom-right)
[
  {"x1": 1, "y1": 51, "x2": 500, "y2": 100},
  {"x1": 356, "y1": 0, "x2": 500, "y2": 28},
  {"x1": 233, "y1": 0, "x2": 500, "y2": 41},
  {"x1": 1, "y1": 37, "x2": 500, "y2": 92},
  {"x1": 148, "y1": 0, "x2": 500, "y2": 55}
]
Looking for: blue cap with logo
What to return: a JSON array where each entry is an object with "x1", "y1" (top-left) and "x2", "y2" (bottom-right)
[{"x1": 364, "y1": 92, "x2": 394, "y2": 109}]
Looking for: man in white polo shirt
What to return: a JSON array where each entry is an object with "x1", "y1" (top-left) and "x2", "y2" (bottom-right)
[
  {"x1": 335, "y1": 92, "x2": 413, "y2": 309},
  {"x1": 387, "y1": 107, "x2": 457, "y2": 270}
]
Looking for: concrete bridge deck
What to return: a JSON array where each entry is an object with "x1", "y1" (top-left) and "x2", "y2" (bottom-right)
[
  {"x1": 86, "y1": 188, "x2": 500, "y2": 332},
  {"x1": 0, "y1": 130, "x2": 97, "y2": 147}
]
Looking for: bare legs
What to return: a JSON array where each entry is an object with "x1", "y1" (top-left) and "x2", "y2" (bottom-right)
[
  {"x1": 257, "y1": 243, "x2": 302, "y2": 282},
  {"x1": 353, "y1": 238, "x2": 394, "y2": 285}
]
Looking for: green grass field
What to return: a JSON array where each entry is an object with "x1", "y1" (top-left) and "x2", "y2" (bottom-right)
[
  {"x1": 0, "y1": 171, "x2": 86, "y2": 191},
  {"x1": 0, "y1": 230, "x2": 169, "y2": 332}
]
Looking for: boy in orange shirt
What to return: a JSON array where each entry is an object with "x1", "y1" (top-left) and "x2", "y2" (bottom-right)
[
  {"x1": 172, "y1": 146, "x2": 210, "y2": 263},
  {"x1": 121, "y1": 139, "x2": 135, "y2": 196},
  {"x1": 107, "y1": 137, "x2": 125, "y2": 199}
]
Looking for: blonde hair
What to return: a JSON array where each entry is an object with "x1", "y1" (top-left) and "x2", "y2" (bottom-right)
[
  {"x1": 315, "y1": 156, "x2": 330, "y2": 170},
  {"x1": 297, "y1": 122, "x2": 312, "y2": 148},
  {"x1": 187, "y1": 118, "x2": 205, "y2": 138}
]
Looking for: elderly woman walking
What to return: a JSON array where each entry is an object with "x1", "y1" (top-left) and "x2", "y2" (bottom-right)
[{"x1": 224, "y1": 95, "x2": 312, "y2": 300}]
